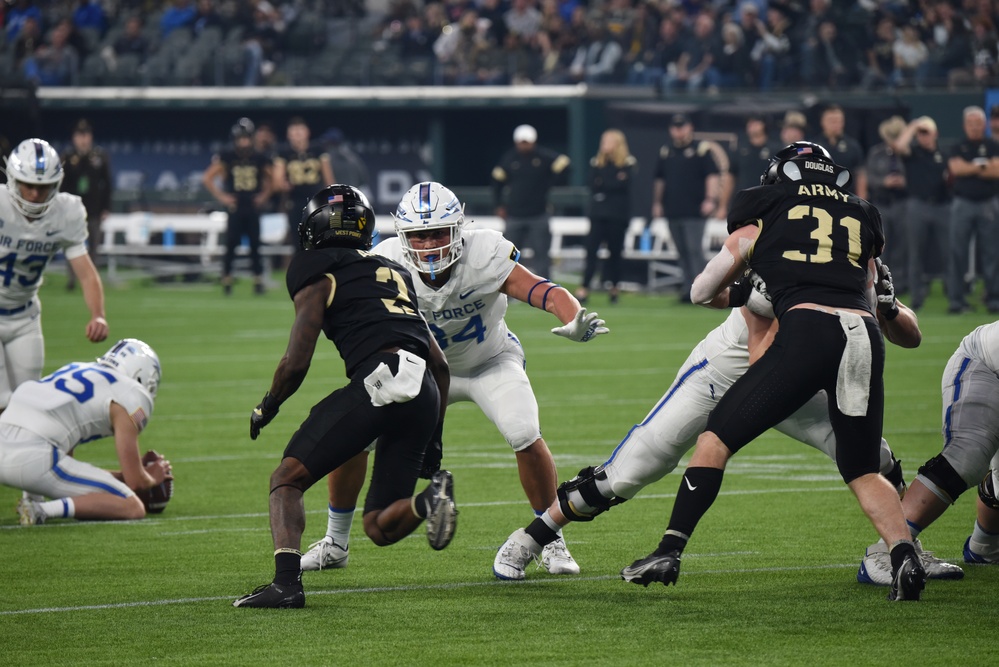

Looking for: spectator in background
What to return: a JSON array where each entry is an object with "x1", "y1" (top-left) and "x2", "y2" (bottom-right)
[
  {"x1": 946, "y1": 106, "x2": 999, "y2": 314},
  {"x1": 23, "y1": 19, "x2": 80, "y2": 86},
  {"x1": 192, "y1": 0, "x2": 225, "y2": 38},
  {"x1": 893, "y1": 23, "x2": 930, "y2": 89},
  {"x1": 492, "y1": 124, "x2": 570, "y2": 280},
  {"x1": 12, "y1": 15, "x2": 42, "y2": 70},
  {"x1": 319, "y1": 128, "x2": 370, "y2": 199},
  {"x1": 865, "y1": 115, "x2": 910, "y2": 298},
  {"x1": 61, "y1": 119, "x2": 112, "y2": 291},
  {"x1": 651, "y1": 113, "x2": 724, "y2": 304},
  {"x1": 627, "y1": 13, "x2": 685, "y2": 87},
  {"x1": 202, "y1": 118, "x2": 274, "y2": 296},
  {"x1": 813, "y1": 104, "x2": 867, "y2": 199},
  {"x1": 161, "y1": 0, "x2": 196, "y2": 37},
  {"x1": 4, "y1": 0, "x2": 42, "y2": 42},
  {"x1": 568, "y1": 20, "x2": 623, "y2": 84},
  {"x1": 111, "y1": 15, "x2": 150, "y2": 62},
  {"x1": 72, "y1": 0, "x2": 106, "y2": 37},
  {"x1": 890, "y1": 115, "x2": 950, "y2": 311},
  {"x1": 861, "y1": 15, "x2": 897, "y2": 90},
  {"x1": 809, "y1": 19, "x2": 860, "y2": 89},
  {"x1": 710, "y1": 20, "x2": 752, "y2": 91},
  {"x1": 749, "y1": 4, "x2": 793, "y2": 90},
  {"x1": 990, "y1": 103, "x2": 999, "y2": 138},
  {"x1": 577, "y1": 129, "x2": 637, "y2": 305},
  {"x1": 663, "y1": 12, "x2": 716, "y2": 93},
  {"x1": 505, "y1": 0, "x2": 543, "y2": 42},
  {"x1": 780, "y1": 109, "x2": 807, "y2": 145}
]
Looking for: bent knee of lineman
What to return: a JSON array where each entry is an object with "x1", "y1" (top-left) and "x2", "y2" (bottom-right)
[
  {"x1": 916, "y1": 454, "x2": 972, "y2": 504},
  {"x1": 361, "y1": 512, "x2": 398, "y2": 547},
  {"x1": 980, "y1": 471, "x2": 999, "y2": 511},
  {"x1": 557, "y1": 465, "x2": 627, "y2": 522}
]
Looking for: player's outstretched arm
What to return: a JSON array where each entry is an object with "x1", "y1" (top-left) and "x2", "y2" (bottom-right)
[
  {"x1": 502, "y1": 264, "x2": 609, "y2": 342},
  {"x1": 691, "y1": 224, "x2": 758, "y2": 305},
  {"x1": 69, "y1": 253, "x2": 108, "y2": 342},
  {"x1": 251, "y1": 279, "x2": 327, "y2": 439}
]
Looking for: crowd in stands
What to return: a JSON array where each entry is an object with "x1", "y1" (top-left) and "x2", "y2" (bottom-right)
[{"x1": 2, "y1": 0, "x2": 999, "y2": 89}]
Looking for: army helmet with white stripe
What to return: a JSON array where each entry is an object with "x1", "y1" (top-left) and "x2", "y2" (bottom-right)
[
  {"x1": 4, "y1": 138, "x2": 64, "y2": 218},
  {"x1": 393, "y1": 181, "x2": 465, "y2": 276}
]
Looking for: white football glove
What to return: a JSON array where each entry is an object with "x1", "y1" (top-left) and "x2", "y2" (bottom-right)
[
  {"x1": 551, "y1": 308, "x2": 609, "y2": 343},
  {"x1": 748, "y1": 270, "x2": 770, "y2": 302}
]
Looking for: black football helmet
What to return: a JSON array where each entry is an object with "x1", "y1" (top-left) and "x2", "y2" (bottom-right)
[
  {"x1": 761, "y1": 141, "x2": 851, "y2": 188},
  {"x1": 231, "y1": 117, "x2": 255, "y2": 141},
  {"x1": 300, "y1": 184, "x2": 376, "y2": 250}
]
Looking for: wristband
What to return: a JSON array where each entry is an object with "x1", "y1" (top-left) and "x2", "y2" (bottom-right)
[{"x1": 261, "y1": 392, "x2": 281, "y2": 412}]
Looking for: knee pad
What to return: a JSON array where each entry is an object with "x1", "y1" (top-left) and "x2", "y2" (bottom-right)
[
  {"x1": 557, "y1": 465, "x2": 624, "y2": 522},
  {"x1": 916, "y1": 454, "x2": 969, "y2": 504},
  {"x1": 979, "y1": 471, "x2": 999, "y2": 511}
]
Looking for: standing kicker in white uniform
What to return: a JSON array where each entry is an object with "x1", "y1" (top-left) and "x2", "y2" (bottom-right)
[
  {"x1": 0, "y1": 138, "x2": 109, "y2": 409},
  {"x1": 300, "y1": 181, "x2": 608, "y2": 576}
]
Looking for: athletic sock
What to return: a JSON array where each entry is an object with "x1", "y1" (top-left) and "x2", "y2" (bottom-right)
[
  {"x1": 40, "y1": 498, "x2": 74, "y2": 519},
  {"x1": 525, "y1": 517, "x2": 559, "y2": 548},
  {"x1": 905, "y1": 519, "x2": 923, "y2": 539},
  {"x1": 657, "y1": 467, "x2": 724, "y2": 555},
  {"x1": 412, "y1": 485, "x2": 433, "y2": 519},
  {"x1": 535, "y1": 509, "x2": 563, "y2": 539},
  {"x1": 326, "y1": 504, "x2": 355, "y2": 547},
  {"x1": 889, "y1": 539, "x2": 917, "y2": 572},
  {"x1": 273, "y1": 549, "x2": 302, "y2": 586},
  {"x1": 971, "y1": 520, "x2": 999, "y2": 544}
]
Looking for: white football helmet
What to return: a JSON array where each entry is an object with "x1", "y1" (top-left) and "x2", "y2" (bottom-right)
[
  {"x1": 97, "y1": 339, "x2": 162, "y2": 399},
  {"x1": 392, "y1": 181, "x2": 465, "y2": 276},
  {"x1": 4, "y1": 138, "x2": 64, "y2": 218}
]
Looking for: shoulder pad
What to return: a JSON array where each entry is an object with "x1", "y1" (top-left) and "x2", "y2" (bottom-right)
[{"x1": 465, "y1": 229, "x2": 511, "y2": 270}]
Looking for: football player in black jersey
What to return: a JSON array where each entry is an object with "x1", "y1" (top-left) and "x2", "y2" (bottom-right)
[
  {"x1": 203, "y1": 118, "x2": 274, "y2": 296},
  {"x1": 621, "y1": 142, "x2": 927, "y2": 602},
  {"x1": 234, "y1": 184, "x2": 455, "y2": 609}
]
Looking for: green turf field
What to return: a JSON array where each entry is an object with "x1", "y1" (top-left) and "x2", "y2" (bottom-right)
[{"x1": 0, "y1": 271, "x2": 994, "y2": 666}]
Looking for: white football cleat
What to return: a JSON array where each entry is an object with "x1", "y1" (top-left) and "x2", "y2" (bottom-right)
[
  {"x1": 300, "y1": 536, "x2": 349, "y2": 571},
  {"x1": 493, "y1": 528, "x2": 540, "y2": 580},
  {"x1": 915, "y1": 539, "x2": 964, "y2": 580},
  {"x1": 16, "y1": 498, "x2": 45, "y2": 526},
  {"x1": 858, "y1": 539, "x2": 964, "y2": 586},
  {"x1": 540, "y1": 537, "x2": 580, "y2": 575}
]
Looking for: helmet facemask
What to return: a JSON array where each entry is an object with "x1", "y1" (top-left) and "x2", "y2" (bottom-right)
[{"x1": 393, "y1": 182, "x2": 465, "y2": 279}]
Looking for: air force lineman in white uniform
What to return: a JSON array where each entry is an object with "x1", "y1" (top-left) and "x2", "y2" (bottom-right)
[
  {"x1": 493, "y1": 261, "x2": 962, "y2": 580},
  {"x1": 0, "y1": 339, "x2": 166, "y2": 525},
  {"x1": 0, "y1": 138, "x2": 109, "y2": 408},
  {"x1": 300, "y1": 181, "x2": 608, "y2": 575},
  {"x1": 858, "y1": 320, "x2": 999, "y2": 581}
]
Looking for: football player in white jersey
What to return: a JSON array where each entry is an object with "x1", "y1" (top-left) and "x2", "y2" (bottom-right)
[
  {"x1": 858, "y1": 320, "x2": 999, "y2": 581},
  {"x1": 493, "y1": 260, "x2": 962, "y2": 581},
  {"x1": 0, "y1": 138, "x2": 109, "y2": 410},
  {"x1": 300, "y1": 181, "x2": 608, "y2": 575},
  {"x1": 0, "y1": 338, "x2": 168, "y2": 525}
]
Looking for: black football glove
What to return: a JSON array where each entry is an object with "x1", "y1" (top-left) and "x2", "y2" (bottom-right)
[
  {"x1": 874, "y1": 258, "x2": 899, "y2": 320},
  {"x1": 727, "y1": 277, "x2": 753, "y2": 308},
  {"x1": 250, "y1": 392, "x2": 280, "y2": 440},
  {"x1": 419, "y1": 421, "x2": 444, "y2": 480}
]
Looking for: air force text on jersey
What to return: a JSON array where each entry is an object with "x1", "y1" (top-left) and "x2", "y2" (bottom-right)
[{"x1": 428, "y1": 298, "x2": 487, "y2": 322}]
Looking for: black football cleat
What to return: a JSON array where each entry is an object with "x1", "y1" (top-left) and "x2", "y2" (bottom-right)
[
  {"x1": 233, "y1": 582, "x2": 305, "y2": 608},
  {"x1": 621, "y1": 550, "x2": 682, "y2": 587},
  {"x1": 887, "y1": 554, "x2": 926, "y2": 602},
  {"x1": 425, "y1": 470, "x2": 458, "y2": 551}
]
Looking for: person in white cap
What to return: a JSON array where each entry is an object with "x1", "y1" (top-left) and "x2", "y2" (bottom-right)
[{"x1": 491, "y1": 124, "x2": 570, "y2": 280}]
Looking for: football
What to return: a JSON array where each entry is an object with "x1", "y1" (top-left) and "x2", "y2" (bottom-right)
[{"x1": 136, "y1": 450, "x2": 173, "y2": 514}]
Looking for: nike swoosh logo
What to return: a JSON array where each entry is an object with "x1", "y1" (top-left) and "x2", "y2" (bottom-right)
[
  {"x1": 848, "y1": 324, "x2": 859, "y2": 330},
  {"x1": 683, "y1": 476, "x2": 697, "y2": 491},
  {"x1": 459, "y1": 289, "x2": 476, "y2": 299},
  {"x1": 405, "y1": 358, "x2": 419, "y2": 364},
  {"x1": 45, "y1": 230, "x2": 59, "y2": 236}
]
